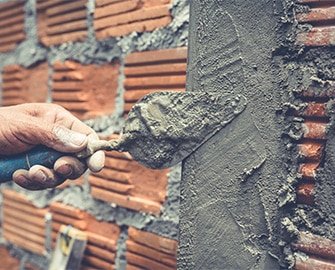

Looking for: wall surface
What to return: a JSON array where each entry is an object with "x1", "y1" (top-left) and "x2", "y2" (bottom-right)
[
  {"x1": 0, "y1": 0, "x2": 189, "y2": 269},
  {"x1": 179, "y1": 0, "x2": 335, "y2": 269}
]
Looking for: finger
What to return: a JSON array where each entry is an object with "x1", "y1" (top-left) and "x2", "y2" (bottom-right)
[
  {"x1": 53, "y1": 107, "x2": 95, "y2": 136},
  {"x1": 54, "y1": 156, "x2": 86, "y2": 180},
  {"x1": 12, "y1": 169, "x2": 39, "y2": 190},
  {"x1": 87, "y1": 150, "x2": 105, "y2": 172},
  {"x1": 27, "y1": 165, "x2": 65, "y2": 189},
  {"x1": 13, "y1": 167, "x2": 65, "y2": 190}
]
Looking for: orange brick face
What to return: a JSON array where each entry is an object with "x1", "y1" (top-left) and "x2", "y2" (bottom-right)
[
  {"x1": 2, "y1": 189, "x2": 48, "y2": 255},
  {"x1": 50, "y1": 202, "x2": 120, "y2": 270},
  {"x1": 296, "y1": 1, "x2": 335, "y2": 46},
  {"x1": 0, "y1": 0, "x2": 25, "y2": 52},
  {"x1": 1, "y1": 63, "x2": 49, "y2": 106},
  {"x1": 90, "y1": 135, "x2": 169, "y2": 215},
  {"x1": 51, "y1": 61, "x2": 119, "y2": 120},
  {"x1": 36, "y1": 0, "x2": 88, "y2": 46},
  {"x1": 94, "y1": 0, "x2": 172, "y2": 40},
  {"x1": 124, "y1": 47, "x2": 187, "y2": 114},
  {"x1": 126, "y1": 227, "x2": 177, "y2": 270}
]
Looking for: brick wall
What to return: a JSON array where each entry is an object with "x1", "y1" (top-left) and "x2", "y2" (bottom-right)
[
  {"x1": 0, "y1": 0, "x2": 188, "y2": 268},
  {"x1": 290, "y1": 1, "x2": 335, "y2": 269}
]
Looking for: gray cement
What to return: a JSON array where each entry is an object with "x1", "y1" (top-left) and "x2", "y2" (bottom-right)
[
  {"x1": 0, "y1": 0, "x2": 189, "y2": 268},
  {"x1": 179, "y1": 0, "x2": 335, "y2": 269}
]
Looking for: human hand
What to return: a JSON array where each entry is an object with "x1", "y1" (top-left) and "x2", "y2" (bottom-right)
[{"x1": 0, "y1": 103, "x2": 105, "y2": 190}]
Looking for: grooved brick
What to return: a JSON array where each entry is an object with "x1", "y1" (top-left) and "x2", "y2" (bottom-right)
[
  {"x1": 302, "y1": 121, "x2": 327, "y2": 139},
  {"x1": 123, "y1": 48, "x2": 187, "y2": 114},
  {"x1": 90, "y1": 135, "x2": 169, "y2": 215},
  {"x1": 296, "y1": 1, "x2": 335, "y2": 46},
  {"x1": 298, "y1": 142, "x2": 324, "y2": 161},
  {"x1": 295, "y1": 255, "x2": 335, "y2": 270},
  {"x1": 94, "y1": 0, "x2": 172, "y2": 39},
  {"x1": 302, "y1": 102, "x2": 328, "y2": 117},
  {"x1": 299, "y1": 162, "x2": 319, "y2": 180},
  {"x1": 50, "y1": 202, "x2": 119, "y2": 270},
  {"x1": 1, "y1": 63, "x2": 49, "y2": 106},
  {"x1": 126, "y1": 228, "x2": 177, "y2": 270},
  {"x1": 292, "y1": 232, "x2": 335, "y2": 261},
  {"x1": 1, "y1": 189, "x2": 48, "y2": 255},
  {"x1": 36, "y1": 0, "x2": 88, "y2": 46},
  {"x1": 51, "y1": 61, "x2": 119, "y2": 119},
  {"x1": 0, "y1": 0, "x2": 25, "y2": 52}
]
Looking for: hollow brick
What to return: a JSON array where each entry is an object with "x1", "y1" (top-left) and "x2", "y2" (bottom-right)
[
  {"x1": 0, "y1": 0, "x2": 25, "y2": 52},
  {"x1": 296, "y1": 1, "x2": 335, "y2": 46},
  {"x1": 51, "y1": 61, "x2": 119, "y2": 120},
  {"x1": 36, "y1": 0, "x2": 88, "y2": 46},
  {"x1": 1, "y1": 63, "x2": 48, "y2": 106},
  {"x1": 292, "y1": 232, "x2": 335, "y2": 261},
  {"x1": 123, "y1": 48, "x2": 187, "y2": 114},
  {"x1": 94, "y1": 0, "x2": 172, "y2": 39}
]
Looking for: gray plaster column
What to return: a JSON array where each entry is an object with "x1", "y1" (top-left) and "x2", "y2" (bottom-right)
[{"x1": 178, "y1": 0, "x2": 288, "y2": 269}]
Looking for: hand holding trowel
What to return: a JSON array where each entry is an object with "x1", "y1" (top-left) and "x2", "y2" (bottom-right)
[{"x1": 0, "y1": 91, "x2": 247, "y2": 182}]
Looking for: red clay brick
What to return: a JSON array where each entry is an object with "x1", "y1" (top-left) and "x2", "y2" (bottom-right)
[
  {"x1": 1, "y1": 63, "x2": 49, "y2": 106},
  {"x1": 95, "y1": 0, "x2": 141, "y2": 19},
  {"x1": 50, "y1": 202, "x2": 119, "y2": 270},
  {"x1": 51, "y1": 61, "x2": 119, "y2": 120},
  {"x1": 302, "y1": 121, "x2": 327, "y2": 140},
  {"x1": 86, "y1": 231, "x2": 117, "y2": 252},
  {"x1": 128, "y1": 228, "x2": 177, "y2": 255},
  {"x1": 299, "y1": 162, "x2": 319, "y2": 180},
  {"x1": 298, "y1": 142, "x2": 324, "y2": 161},
  {"x1": 297, "y1": 26, "x2": 335, "y2": 46},
  {"x1": 126, "y1": 252, "x2": 175, "y2": 270},
  {"x1": 292, "y1": 232, "x2": 335, "y2": 261},
  {"x1": 91, "y1": 187, "x2": 163, "y2": 214},
  {"x1": 85, "y1": 245, "x2": 116, "y2": 263},
  {"x1": 3, "y1": 231, "x2": 45, "y2": 255},
  {"x1": 1, "y1": 189, "x2": 48, "y2": 255},
  {"x1": 0, "y1": 0, "x2": 25, "y2": 52},
  {"x1": 296, "y1": 183, "x2": 315, "y2": 205},
  {"x1": 297, "y1": 7, "x2": 335, "y2": 23},
  {"x1": 302, "y1": 102, "x2": 328, "y2": 117},
  {"x1": 295, "y1": 255, "x2": 335, "y2": 270},
  {"x1": 94, "y1": 0, "x2": 172, "y2": 39},
  {"x1": 296, "y1": 1, "x2": 335, "y2": 46},
  {"x1": 126, "y1": 228, "x2": 177, "y2": 270},
  {"x1": 82, "y1": 255, "x2": 114, "y2": 270},
  {"x1": 143, "y1": 0, "x2": 171, "y2": 7},
  {"x1": 36, "y1": 0, "x2": 88, "y2": 46},
  {"x1": 123, "y1": 48, "x2": 187, "y2": 113},
  {"x1": 125, "y1": 47, "x2": 187, "y2": 65},
  {"x1": 90, "y1": 134, "x2": 169, "y2": 214},
  {"x1": 127, "y1": 241, "x2": 176, "y2": 267},
  {"x1": 50, "y1": 201, "x2": 86, "y2": 219}
]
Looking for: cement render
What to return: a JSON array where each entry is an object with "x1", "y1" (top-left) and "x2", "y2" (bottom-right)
[
  {"x1": 179, "y1": 0, "x2": 335, "y2": 269},
  {"x1": 0, "y1": 0, "x2": 189, "y2": 268}
]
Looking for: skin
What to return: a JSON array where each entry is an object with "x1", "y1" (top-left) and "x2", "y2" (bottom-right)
[{"x1": 0, "y1": 103, "x2": 105, "y2": 190}]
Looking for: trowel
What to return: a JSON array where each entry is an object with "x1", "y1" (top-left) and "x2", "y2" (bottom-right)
[{"x1": 0, "y1": 91, "x2": 247, "y2": 182}]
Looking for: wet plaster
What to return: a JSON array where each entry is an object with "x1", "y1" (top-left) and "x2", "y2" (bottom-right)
[
  {"x1": 179, "y1": 0, "x2": 293, "y2": 269},
  {"x1": 0, "y1": 0, "x2": 189, "y2": 267}
]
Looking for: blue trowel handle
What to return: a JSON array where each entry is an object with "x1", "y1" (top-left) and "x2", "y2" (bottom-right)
[{"x1": 0, "y1": 145, "x2": 66, "y2": 183}]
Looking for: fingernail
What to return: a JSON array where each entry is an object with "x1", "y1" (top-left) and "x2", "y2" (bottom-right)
[
  {"x1": 35, "y1": 170, "x2": 47, "y2": 182},
  {"x1": 54, "y1": 126, "x2": 87, "y2": 147},
  {"x1": 56, "y1": 164, "x2": 73, "y2": 177},
  {"x1": 70, "y1": 132, "x2": 87, "y2": 146}
]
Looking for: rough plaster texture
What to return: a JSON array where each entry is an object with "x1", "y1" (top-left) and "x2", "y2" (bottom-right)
[
  {"x1": 180, "y1": 0, "x2": 290, "y2": 269},
  {"x1": 179, "y1": 0, "x2": 335, "y2": 269},
  {"x1": 0, "y1": 0, "x2": 189, "y2": 268}
]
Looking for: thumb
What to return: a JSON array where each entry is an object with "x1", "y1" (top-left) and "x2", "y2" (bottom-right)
[{"x1": 41, "y1": 124, "x2": 88, "y2": 153}]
